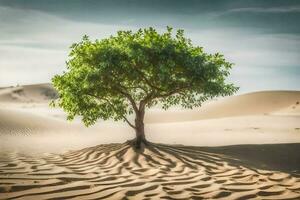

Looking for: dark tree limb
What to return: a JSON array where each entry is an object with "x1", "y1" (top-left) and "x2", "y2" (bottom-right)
[
  {"x1": 122, "y1": 116, "x2": 136, "y2": 129},
  {"x1": 114, "y1": 87, "x2": 139, "y2": 114},
  {"x1": 133, "y1": 66, "x2": 165, "y2": 92},
  {"x1": 85, "y1": 93, "x2": 136, "y2": 129}
]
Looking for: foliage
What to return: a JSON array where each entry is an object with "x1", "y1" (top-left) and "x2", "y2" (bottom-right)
[{"x1": 52, "y1": 27, "x2": 238, "y2": 127}]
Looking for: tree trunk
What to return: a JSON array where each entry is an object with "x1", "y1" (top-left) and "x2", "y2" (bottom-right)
[{"x1": 134, "y1": 109, "x2": 146, "y2": 149}]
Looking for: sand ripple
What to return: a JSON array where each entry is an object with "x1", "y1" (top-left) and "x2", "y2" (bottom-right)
[{"x1": 1, "y1": 143, "x2": 300, "y2": 200}]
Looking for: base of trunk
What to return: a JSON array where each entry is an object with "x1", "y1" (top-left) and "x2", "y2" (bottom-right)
[{"x1": 128, "y1": 138, "x2": 149, "y2": 150}]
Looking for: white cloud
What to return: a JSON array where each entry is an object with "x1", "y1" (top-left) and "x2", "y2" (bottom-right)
[{"x1": 227, "y1": 6, "x2": 300, "y2": 13}]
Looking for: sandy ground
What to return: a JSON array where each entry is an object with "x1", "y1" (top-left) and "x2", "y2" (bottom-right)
[{"x1": 0, "y1": 83, "x2": 300, "y2": 199}]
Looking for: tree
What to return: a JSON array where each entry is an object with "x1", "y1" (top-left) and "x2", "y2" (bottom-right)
[{"x1": 52, "y1": 27, "x2": 238, "y2": 149}]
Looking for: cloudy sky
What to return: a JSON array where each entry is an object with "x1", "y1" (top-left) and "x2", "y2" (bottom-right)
[{"x1": 0, "y1": 0, "x2": 299, "y2": 93}]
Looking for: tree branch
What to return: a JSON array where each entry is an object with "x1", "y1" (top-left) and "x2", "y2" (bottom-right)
[
  {"x1": 133, "y1": 66, "x2": 165, "y2": 92},
  {"x1": 138, "y1": 85, "x2": 190, "y2": 111},
  {"x1": 154, "y1": 85, "x2": 190, "y2": 99},
  {"x1": 114, "y1": 86, "x2": 139, "y2": 114},
  {"x1": 85, "y1": 93, "x2": 136, "y2": 129},
  {"x1": 126, "y1": 85, "x2": 148, "y2": 94},
  {"x1": 139, "y1": 90, "x2": 155, "y2": 111},
  {"x1": 122, "y1": 116, "x2": 136, "y2": 129},
  {"x1": 104, "y1": 73, "x2": 144, "y2": 114}
]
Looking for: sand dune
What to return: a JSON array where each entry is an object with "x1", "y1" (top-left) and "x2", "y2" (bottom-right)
[
  {"x1": 1, "y1": 143, "x2": 300, "y2": 200},
  {"x1": 1, "y1": 84, "x2": 299, "y2": 123},
  {"x1": 0, "y1": 83, "x2": 56, "y2": 103},
  {"x1": 0, "y1": 83, "x2": 300, "y2": 199},
  {"x1": 0, "y1": 84, "x2": 299, "y2": 149},
  {"x1": 145, "y1": 91, "x2": 300, "y2": 123},
  {"x1": 0, "y1": 108, "x2": 72, "y2": 135}
]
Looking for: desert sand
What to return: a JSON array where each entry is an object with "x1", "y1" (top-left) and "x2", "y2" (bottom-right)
[{"x1": 0, "y1": 83, "x2": 300, "y2": 199}]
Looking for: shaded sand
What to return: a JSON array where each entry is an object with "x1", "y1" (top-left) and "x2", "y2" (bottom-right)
[
  {"x1": 198, "y1": 143, "x2": 300, "y2": 175},
  {"x1": 1, "y1": 143, "x2": 300, "y2": 200}
]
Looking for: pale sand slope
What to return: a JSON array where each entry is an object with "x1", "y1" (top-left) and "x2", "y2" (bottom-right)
[
  {"x1": 0, "y1": 83, "x2": 57, "y2": 103},
  {"x1": 0, "y1": 84, "x2": 300, "y2": 199},
  {"x1": 0, "y1": 85, "x2": 299, "y2": 150}
]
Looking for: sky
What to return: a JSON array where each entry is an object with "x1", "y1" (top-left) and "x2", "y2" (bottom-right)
[{"x1": 0, "y1": 0, "x2": 299, "y2": 93}]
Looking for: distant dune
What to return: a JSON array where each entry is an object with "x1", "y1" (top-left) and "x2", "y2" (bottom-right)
[
  {"x1": 145, "y1": 91, "x2": 300, "y2": 123},
  {"x1": 0, "y1": 84, "x2": 299, "y2": 147},
  {"x1": 0, "y1": 83, "x2": 56, "y2": 103},
  {"x1": 0, "y1": 107, "x2": 73, "y2": 135},
  {"x1": 0, "y1": 84, "x2": 300, "y2": 199}
]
